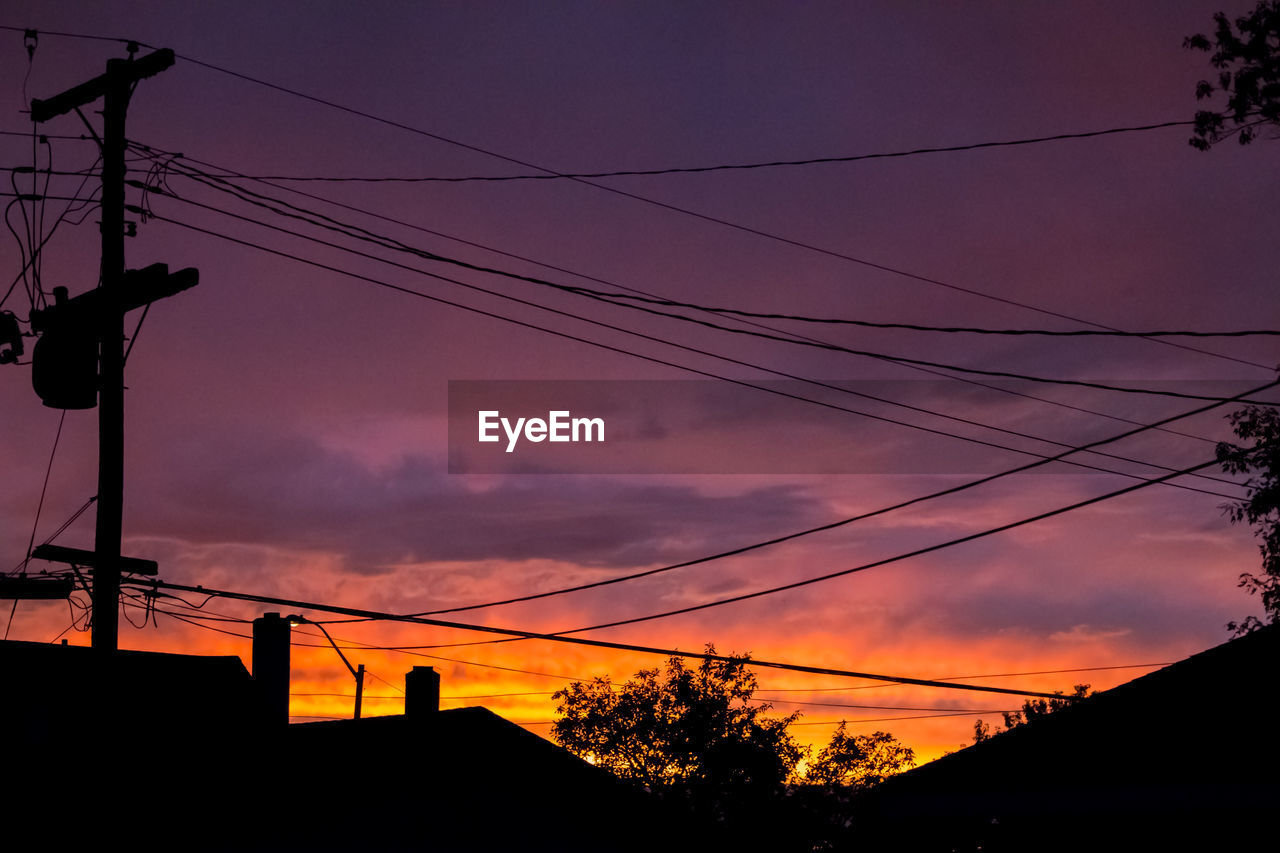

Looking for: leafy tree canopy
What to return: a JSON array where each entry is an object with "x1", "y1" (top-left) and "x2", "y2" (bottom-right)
[
  {"x1": 973, "y1": 684, "x2": 1090, "y2": 744},
  {"x1": 552, "y1": 647, "x2": 915, "y2": 801},
  {"x1": 806, "y1": 725, "x2": 915, "y2": 789},
  {"x1": 551, "y1": 647, "x2": 804, "y2": 801},
  {"x1": 1184, "y1": 0, "x2": 1280, "y2": 148},
  {"x1": 551, "y1": 647, "x2": 929, "y2": 848},
  {"x1": 1216, "y1": 404, "x2": 1280, "y2": 633}
]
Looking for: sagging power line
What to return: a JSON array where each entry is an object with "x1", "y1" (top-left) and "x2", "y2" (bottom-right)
[
  {"x1": 120, "y1": 139, "x2": 1245, "y2": 450},
  {"x1": 136, "y1": 159, "x2": 1279, "y2": 406},
  {"x1": 143, "y1": 204, "x2": 1252, "y2": 510},
  {"x1": 7, "y1": 21, "x2": 1270, "y2": 375},
  {"x1": 317, "y1": 379, "x2": 1272, "y2": 622},
  {"x1": 119, "y1": 576, "x2": 1079, "y2": 701}
]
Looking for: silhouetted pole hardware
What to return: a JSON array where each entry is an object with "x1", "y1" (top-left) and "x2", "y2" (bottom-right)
[
  {"x1": 29, "y1": 543, "x2": 159, "y2": 575},
  {"x1": 0, "y1": 310, "x2": 23, "y2": 364},
  {"x1": 288, "y1": 615, "x2": 366, "y2": 720},
  {"x1": 0, "y1": 576, "x2": 73, "y2": 600},
  {"x1": 355, "y1": 663, "x2": 365, "y2": 721},
  {"x1": 29, "y1": 48, "x2": 196, "y2": 652}
]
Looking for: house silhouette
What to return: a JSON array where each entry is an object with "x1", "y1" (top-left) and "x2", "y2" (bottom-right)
[
  {"x1": 10, "y1": 616, "x2": 1272, "y2": 850},
  {"x1": 851, "y1": 623, "x2": 1280, "y2": 852},
  {"x1": 1, "y1": 619, "x2": 693, "y2": 852}
]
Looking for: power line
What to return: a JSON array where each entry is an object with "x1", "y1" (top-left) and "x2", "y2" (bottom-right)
[
  {"x1": 532, "y1": 290, "x2": 1280, "y2": 339},
  {"x1": 288, "y1": 687, "x2": 1008, "y2": 716},
  {"x1": 124, "y1": 141, "x2": 1235, "y2": 449},
  {"x1": 291, "y1": 692, "x2": 401, "y2": 700},
  {"x1": 150, "y1": 604, "x2": 587, "y2": 682},
  {"x1": 123, "y1": 163, "x2": 1253, "y2": 489},
  {"x1": 789, "y1": 712, "x2": 998, "y2": 726},
  {"x1": 146, "y1": 163, "x2": 1278, "y2": 407},
  {"x1": 530, "y1": 710, "x2": 1017, "y2": 725},
  {"x1": 518, "y1": 172, "x2": 1273, "y2": 373},
  {"x1": 178, "y1": 120, "x2": 1199, "y2": 183},
  {"x1": 149, "y1": 184, "x2": 1264, "y2": 467},
  {"x1": 758, "y1": 698, "x2": 1010, "y2": 713},
  {"x1": 0, "y1": 129, "x2": 98, "y2": 140},
  {"x1": 1, "y1": 150, "x2": 103, "y2": 313},
  {"x1": 8, "y1": 22, "x2": 1270, "y2": 370},
  {"x1": 363, "y1": 668, "x2": 406, "y2": 695},
  {"x1": 12, "y1": 28, "x2": 1259, "y2": 686},
  {"x1": 41, "y1": 599, "x2": 1178, "y2": 695},
  {"x1": 5, "y1": 496, "x2": 94, "y2": 575},
  {"x1": 156, "y1": 608, "x2": 1124, "y2": 717},
  {"x1": 157, "y1": 610, "x2": 247, "y2": 639},
  {"x1": 130, "y1": 213, "x2": 1270, "y2": 630},
  {"x1": 546, "y1": 455, "x2": 1230, "y2": 638},
  {"x1": 145, "y1": 205, "x2": 1250, "y2": 503},
  {"x1": 326, "y1": 379, "x2": 1271, "y2": 623},
  {"x1": 18, "y1": 409, "x2": 66, "y2": 574},
  {"x1": 0, "y1": 23, "x2": 129, "y2": 44},
  {"x1": 539, "y1": 288, "x2": 1279, "y2": 403},
  {"x1": 156, "y1": 606, "x2": 1029, "y2": 709},
  {"x1": 147, "y1": 208, "x2": 1115, "y2": 464},
  {"x1": 126, "y1": 579, "x2": 1078, "y2": 701},
  {"x1": 2, "y1": 166, "x2": 104, "y2": 178},
  {"x1": 0, "y1": 191, "x2": 93, "y2": 202},
  {"x1": 763, "y1": 662, "x2": 1171, "y2": 692},
  {"x1": 15, "y1": 159, "x2": 1264, "y2": 640},
  {"x1": 160, "y1": 605, "x2": 976, "y2": 704},
  {"x1": 138, "y1": 44, "x2": 1271, "y2": 372},
  {"x1": 0, "y1": 24, "x2": 1191, "y2": 203},
  {"x1": 139, "y1": 603, "x2": 1169, "y2": 726},
  {"x1": 399, "y1": 450, "x2": 1241, "y2": 650}
]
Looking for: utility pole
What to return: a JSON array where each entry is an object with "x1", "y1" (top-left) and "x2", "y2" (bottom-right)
[{"x1": 30, "y1": 47, "x2": 195, "y2": 652}]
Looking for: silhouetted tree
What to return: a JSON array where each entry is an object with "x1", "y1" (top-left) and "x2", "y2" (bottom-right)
[
  {"x1": 551, "y1": 646, "x2": 803, "y2": 822},
  {"x1": 806, "y1": 725, "x2": 915, "y2": 789},
  {"x1": 1217, "y1": 404, "x2": 1280, "y2": 634},
  {"x1": 973, "y1": 684, "x2": 1090, "y2": 743},
  {"x1": 1184, "y1": 0, "x2": 1280, "y2": 148},
  {"x1": 553, "y1": 647, "x2": 917, "y2": 849}
]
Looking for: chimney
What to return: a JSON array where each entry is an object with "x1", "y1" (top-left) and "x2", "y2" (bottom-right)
[
  {"x1": 252, "y1": 612, "x2": 291, "y2": 726},
  {"x1": 405, "y1": 666, "x2": 440, "y2": 718}
]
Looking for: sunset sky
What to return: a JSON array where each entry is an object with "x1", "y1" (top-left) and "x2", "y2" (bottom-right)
[{"x1": 2, "y1": 1, "x2": 1277, "y2": 763}]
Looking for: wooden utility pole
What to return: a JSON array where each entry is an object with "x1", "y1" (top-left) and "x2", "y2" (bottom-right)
[
  {"x1": 30, "y1": 48, "x2": 194, "y2": 652},
  {"x1": 355, "y1": 663, "x2": 365, "y2": 720}
]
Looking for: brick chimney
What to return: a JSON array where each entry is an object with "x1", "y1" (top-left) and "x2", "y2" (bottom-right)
[
  {"x1": 405, "y1": 666, "x2": 440, "y2": 718},
  {"x1": 252, "y1": 612, "x2": 291, "y2": 726}
]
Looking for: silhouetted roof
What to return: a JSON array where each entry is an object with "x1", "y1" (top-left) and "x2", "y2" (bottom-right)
[
  {"x1": 854, "y1": 624, "x2": 1280, "y2": 851},
  {"x1": 270, "y1": 707, "x2": 684, "y2": 851},
  {"x1": 0, "y1": 641, "x2": 686, "y2": 852},
  {"x1": 1, "y1": 638, "x2": 257, "y2": 744}
]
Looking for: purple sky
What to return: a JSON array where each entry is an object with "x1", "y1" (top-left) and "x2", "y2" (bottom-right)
[{"x1": 2, "y1": 1, "x2": 1277, "y2": 757}]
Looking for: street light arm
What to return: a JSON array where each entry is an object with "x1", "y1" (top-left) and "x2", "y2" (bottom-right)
[{"x1": 295, "y1": 616, "x2": 359, "y2": 680}]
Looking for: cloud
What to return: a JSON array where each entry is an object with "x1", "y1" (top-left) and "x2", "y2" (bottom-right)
[
  {"x1": 131, "y1": 427, "x2": 825, "y2": 573},
  {"x1": 1048, "y1": 624, "x2": 1132, "y2": 643}
]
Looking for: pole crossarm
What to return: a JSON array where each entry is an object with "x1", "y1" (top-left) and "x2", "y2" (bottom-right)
[
  {"x1": 29, "y1": 265, "x2": 199, "y2": 333},
  {"x1": 0, "y1": 576, "x2": 74, "y2": 600},
  {"x1": 30, "y1": 544, "x2": 158, "y2": 575},
  {"x1": 29, "y1": 49, "x2": 175, "y2": 123}
]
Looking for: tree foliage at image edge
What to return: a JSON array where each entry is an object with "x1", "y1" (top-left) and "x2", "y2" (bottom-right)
[{"x1": 1185, "y1": 0, "x2": 1280, "y2": 148}]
